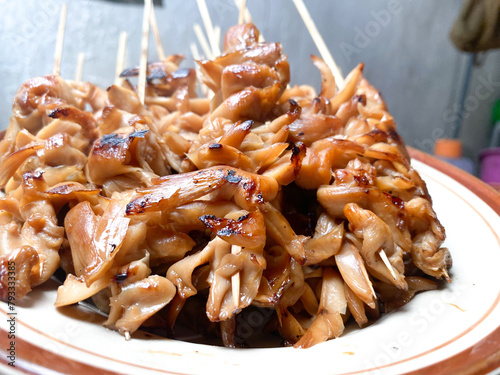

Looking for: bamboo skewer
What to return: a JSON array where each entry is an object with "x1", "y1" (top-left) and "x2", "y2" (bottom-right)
[
  {"x1": 292, "y1": 0, "x2": 344, "y2": 89},
  {"x1": 150, "y1": 3, "x2": 166, "y2": 61},
  {"x1": 196, "y1": 0, "x2": 220, "y2": 57},
  {"x1": 234, "y1": 0, "x2": 252, "y2": 23},
  {"x1": 138, "y1": 0, "x2": 153, "y2": 105},
  {"x1": 238, "y1": 0, "x2": 247, "y2": 25},
  {"x1": 231, "y1": 245, "x2": 242, "y2": 310},
  {"x1": 53, "y1": 3, "x2": 67, "y2": 76},
  {"x1": 379, "y1": 248, "x2": 398, "y2": 281},
  {"x1": 360, "y1": 257, "x2": 378, "y2": 302},
  {"x1": 190, "y1": 42, "x2": 202, "y2": 61},
  {"x1": 234, "y1": 0, "x2": 265, "y2": 41},
  {"x1": 115, "y1": 31, "x2": 128, "y2": 86},
  {"x1": 192, "y1": 25, "x2": 215, "y2": 98},
  {"x1": 193, "y1": 23, "x2": 213, "y2": 60},
  {"x1": 74, "y1": 52, "x2": 85, "y2": 82},
  {"x1": 190, "y1": 42, "x2": 209, "y2": 97},
  {"x1": 213, "y1": 25, "x2": 221, "y2": 50}
]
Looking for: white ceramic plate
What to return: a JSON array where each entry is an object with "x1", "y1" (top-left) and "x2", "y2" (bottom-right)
[{"x1": 1, "y1": 158, "x2": 499, "y2": 375}]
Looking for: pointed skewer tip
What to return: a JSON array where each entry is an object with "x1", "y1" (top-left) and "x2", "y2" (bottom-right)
[{"x1": 379, "y1": 249, "x2": 398, "y2": 281}]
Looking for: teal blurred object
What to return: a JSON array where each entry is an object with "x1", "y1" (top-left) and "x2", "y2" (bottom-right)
[
  {"x1": 479, "y1": 99, "x2": 500, "y2": 186},
  {"x1": 490, "y1": 99, "x2": 500, "y2": 148}
]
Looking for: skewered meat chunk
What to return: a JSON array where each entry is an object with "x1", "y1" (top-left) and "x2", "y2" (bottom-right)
[{"x1": 0, "y1": 171, "x2": 63, "y2": 298}]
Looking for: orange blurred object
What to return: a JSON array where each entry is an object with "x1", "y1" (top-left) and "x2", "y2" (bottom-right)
[{"x1": 434, "y1": 138, "x2": 463, "y2": 158}]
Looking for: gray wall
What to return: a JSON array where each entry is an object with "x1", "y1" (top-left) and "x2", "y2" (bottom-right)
[{"x1": 1, "y1": 0, "x2": 499, "y2": 166}]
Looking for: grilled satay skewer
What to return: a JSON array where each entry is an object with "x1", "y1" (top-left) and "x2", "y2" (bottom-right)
[
  {"x1": 227, "y1": 0, "x2": 255, "y2": 311},
  {"x1": 292, "y1": 0, "x2": 397, "y2": 287},
  {"x1": 195, "y1": 0, "x2": 243, "y2": 310}
]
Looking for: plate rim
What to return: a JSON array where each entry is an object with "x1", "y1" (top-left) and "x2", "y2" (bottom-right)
[{"x1": 406, "y1": 147, "x2": 500, "y2": 375}]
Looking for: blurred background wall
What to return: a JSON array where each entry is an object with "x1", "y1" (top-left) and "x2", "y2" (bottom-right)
[{"x1": 1, "y1": 0, "x2": 499, "y2": 168}]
